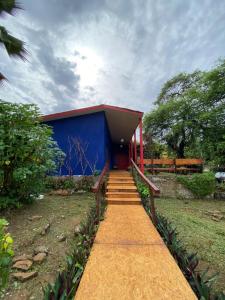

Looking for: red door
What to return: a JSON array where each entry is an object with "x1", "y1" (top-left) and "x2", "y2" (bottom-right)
[
  {"x1": 115, "y1": 152, "x2": 129, "y2": 169},
  {"x1": 114, "y1": 145, "x2": 129, "y2": 170}
]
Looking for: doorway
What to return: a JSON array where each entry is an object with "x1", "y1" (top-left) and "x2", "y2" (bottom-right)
[{"x1": 112, "y1": 144, "x2": 129, "y2": 170}]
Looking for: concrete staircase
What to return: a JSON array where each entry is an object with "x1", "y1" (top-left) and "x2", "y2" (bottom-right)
[{"x1": 106, "y1": 170, "x2": 141, "y2": 205}]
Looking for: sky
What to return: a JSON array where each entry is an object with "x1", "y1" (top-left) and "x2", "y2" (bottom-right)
[{"x1": 1, "y1": 0, "x2": 225, "y2": 114}]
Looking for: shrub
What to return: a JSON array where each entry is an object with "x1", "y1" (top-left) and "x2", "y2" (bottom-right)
[
  {"x1": 0, "y1": 219, "x2": 14, "y2": 292},
  {"x1": 0, "y1": 101, "x2": 65, "y2": 207},
  {"x1": 45, "y1": 176, "x2": 94, "y2": 192},
  {"x1": 137, "y1": 181, "x2": 150, "y2": 199},
  {"x1": 77, "y1": 176, "x2": 94, "y2": 191},
  {"x1": 177, "y1": 172, "x2": 216, "y2": 198},
  {"x1": 45, "y1": 176, "x2": 76, "y2": 191}
]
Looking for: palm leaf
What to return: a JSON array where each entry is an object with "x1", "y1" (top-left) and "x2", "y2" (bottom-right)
[
  {"x1": 0, "y1": 26, "x2": 26, "y2": 59},
  {"x1": 0, "y1": 0, "x2": 22, "y2": 15},
  {"x1": 0, "y1": 72, "x2": 7, "y2": 83}
]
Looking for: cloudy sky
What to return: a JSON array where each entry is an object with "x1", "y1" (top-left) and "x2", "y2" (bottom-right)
[{"x1": 1, "y1": 0, "x2": 225, "y2": 114}]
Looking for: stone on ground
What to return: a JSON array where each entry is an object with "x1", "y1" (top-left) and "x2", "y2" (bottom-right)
[
  {"x1": 12, "y1": 271, "x2": 38, "y2": 282},
  {"x1": 12, "y1": 254, "x2": 33, "y2": 263},
  {"x1": 57, "y1": 233, "x2": 66, "y2": 242},
  {"x1": 33, "y1": 252, "x2": 47, "y2": 264},
  {"x1": 41, "y1": 223, "x2": 51, "y2": 236},
  {"x1": 28, "y1": 215, "x2": 42, "y2": 221},
  {"x1": 34, "y1": 246, "x2": 49, "y2": 255},
  {"x1": 12, "y1": 260, "x2": 33, "y2": 271}
]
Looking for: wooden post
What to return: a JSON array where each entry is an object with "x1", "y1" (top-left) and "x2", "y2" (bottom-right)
[
  {"x1": 131, "y1": 139, "x2": 133, "y2": 161},
  {"x1": 134, "y1": 130, "x2": 137, "y2": 163},
  {"x1": 139, "y1": 118, "x2": 144, "y2": 173},
  {"x1": 151, "y1": 158, "x2": 154, "y2": 174},
  {"x1": 129, "y1": 143, "x2": 131, "y2": 165},
  {"x1": 149, "y1": 190, "x2": 157, "y2": 226},
  {"x1": 96, "y1": 193, "x2": 100, "y2": 222}
]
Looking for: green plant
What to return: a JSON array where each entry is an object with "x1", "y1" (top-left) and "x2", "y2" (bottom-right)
[
  {"x1": 45, "y1": 176, "x2": 94, "y2": 192},
  {"x1": 43, "y1": 201, "x2": 106, "y2": 299},
  {"x1": 136, "y1": 181, "x2": 150, "y2": 199},
  {"x1": 93, "y1": 170, "x2": 101, "y2": 176},
  {"x1": 0, "y1": 101, "x2": 65, "y2": 207},
  {"x1": 0, "y1": 0, "x2": 26, "y2": 82},
  {"x1": 77, "y1": 176, "x2": 94, "y2": 192},
  {"x1": 62, "y1": 177, "x2": 76, "y2": 190},
  {"x1": 177, "y1": 172, "x2": 216, "y2": 198},
  {"x1": 0, "y1": 219, "x2": 14, "y2": 292}
]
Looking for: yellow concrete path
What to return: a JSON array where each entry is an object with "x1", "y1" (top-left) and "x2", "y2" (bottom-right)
[{"x1": 75, "y1": 172, "x2": 197, "y2": 300}]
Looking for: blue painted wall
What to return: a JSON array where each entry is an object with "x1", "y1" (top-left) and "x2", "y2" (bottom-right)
[{"x1": 45, "y1": 112, "x2": 112, "y2": 175}]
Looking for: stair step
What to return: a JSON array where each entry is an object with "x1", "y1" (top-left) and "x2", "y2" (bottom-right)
[
  {"x1": 106, "y1": 171, "x2": 140, "y2": 204},
  {"x1": 109, "y1": 171, "x2": 130, "y2": 173},
  {"x1": 109, "y1": 172, "x2": 131, "y2": 175},
  {"x1": 106, "y1": 198, "x2": 141, "y2": 205},
  {"x1": 107, "y1": 186, "x2": 137, "y2": 192},
  {"x1": 108, "y1": 176, "x2": 132, "y2": 180},
  {"x1": 106, "y1": 192, "x2": 139, "y2": 198},
  {"x1": 107, "y1": 181, "x2": 135, "y2": 186}
]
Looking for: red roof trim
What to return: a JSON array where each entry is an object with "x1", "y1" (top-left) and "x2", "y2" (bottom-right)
[{"x1": 42, "y1": 104, "x2": 143, "y2": 121}]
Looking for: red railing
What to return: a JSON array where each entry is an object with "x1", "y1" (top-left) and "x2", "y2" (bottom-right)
[
  {"x1": 131, "y1": 158, "x2": 160, "y2": 225},
  {"x1": 92, "y1": 161, "x2": 109, "y2": 219}
]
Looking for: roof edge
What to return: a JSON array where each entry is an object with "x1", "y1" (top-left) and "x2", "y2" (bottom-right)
[{"x1": 42, "y1": 104, "x2": 143, "y2": 122}]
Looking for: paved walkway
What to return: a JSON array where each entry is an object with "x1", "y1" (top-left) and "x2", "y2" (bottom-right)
[{"x1": 75, "y1": 172, "x2": 197, "y2": 299}]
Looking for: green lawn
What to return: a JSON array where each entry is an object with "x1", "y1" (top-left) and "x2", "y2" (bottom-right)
[{"x1": 155, "y1": 198, "x2": 225, "y2": 292}]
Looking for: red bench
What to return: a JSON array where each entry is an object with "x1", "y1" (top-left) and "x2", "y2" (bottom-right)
[
  {"x1": 175, "y1": 159, "x2": 203, "y2": 173},
  {"x1": 138, "y1": 158, "x2": 203, "y2": 174}
]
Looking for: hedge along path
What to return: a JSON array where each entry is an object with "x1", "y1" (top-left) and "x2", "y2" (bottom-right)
[{"x1": 75, "y1": 171, "x2": 197, "y2": 300}]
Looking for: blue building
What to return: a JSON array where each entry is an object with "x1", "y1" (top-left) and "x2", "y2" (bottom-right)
[{"x1": 43, "y1": 104, "x2": 144, "y2": 175}]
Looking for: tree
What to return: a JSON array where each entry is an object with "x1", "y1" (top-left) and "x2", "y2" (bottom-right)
[
  {"x1": 0, "y1": 1, "x2": 26, "y2": 83},
  {"x1": 144, "y1": 98, "x2": 198, "y2": 158},
  {"x1": 0, "y1": 101, "x2": 64, "y2": 206},
  {"x1": 145, "y1": 60, "x2": 225, "y2": 166},
  {"x1": 155, "y1": 71, "x2": 202, "y2": 105}
]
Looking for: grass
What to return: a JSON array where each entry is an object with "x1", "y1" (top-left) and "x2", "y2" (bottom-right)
[{"x1": 155, "y1": 198, "x2": 225, "y2": 292}]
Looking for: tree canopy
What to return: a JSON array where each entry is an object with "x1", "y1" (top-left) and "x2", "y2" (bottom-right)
[{"x1": 144, "y1": 59, "x2": 225, "y2": 167}]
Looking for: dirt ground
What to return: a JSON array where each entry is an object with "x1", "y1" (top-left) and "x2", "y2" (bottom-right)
[{"x1": 0, "y1": 192, "x2": 94, "y2": 300}]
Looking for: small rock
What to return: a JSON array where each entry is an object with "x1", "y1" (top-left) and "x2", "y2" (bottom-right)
[
  {"x1": 205, "y1": 210, "x2": 223, "y2": 221},
  {"x1": 61, "y1": 215, "x2": 65, "y2": 219},
  {"x1": 12, "y1": 271, "x2": 38, "y2": 282},
  {"x1": 34, "y1": 246, "x2": 49, "y2": 255},
  {"x1": 13, "y1": 260, "x2": 33, "y2": 271},
  {"x1": 212, "y1": 216, "x2": 221, "y2": 222},
  {"x1": 51, "y1": 189, "x2": 71, "y2": 196},
  {"x1": 12, "y1": 254, "x2": 33, "y2": 263},
  {"x1": 33, "y1": 252, "x2": 47, "y2": 264},
  {"x1": 57, "y1": 233, "x2": 66, "y2": 242},
  {"x1": 41, "y1": 223, "x2": 51, "y2": 236},
  {"x1": 74, "y1": 225, "x2": 81, "y2": 235},
  {"x1": 28, "y1": 215, "x2": 42, "y2": 221},
  {"x1": 76, "y1": 190, "x2": 85, "y2": 194}
]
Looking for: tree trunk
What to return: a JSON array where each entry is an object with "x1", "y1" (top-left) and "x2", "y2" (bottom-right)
[
  {"x1": 2, "y1": 166, "x2": 13, "y2": 194},
  {"x1": 177, "y1": 139, "x2": 185, "y2": 158}
]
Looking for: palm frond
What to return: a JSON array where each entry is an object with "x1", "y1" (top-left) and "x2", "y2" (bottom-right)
[
  {"x1": 0, "y1": 72, "x2": 7, "y2": 83},
  {"x1": 0, "y1": 26, "x2": 27, "y2": 60},
  {"x1": 0, "y1": 0, "x2": 22, "y2": 16}
]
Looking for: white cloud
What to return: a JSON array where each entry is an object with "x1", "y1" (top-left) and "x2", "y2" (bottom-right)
[{"x1": 1, "y1": 0, "x2": 225, "y2": 114}]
